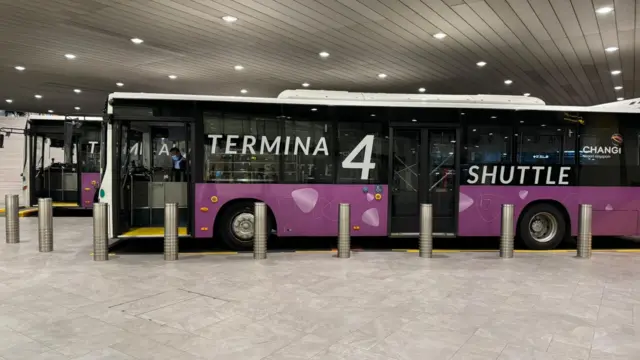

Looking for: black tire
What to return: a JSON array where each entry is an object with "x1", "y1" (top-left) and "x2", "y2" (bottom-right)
[
  {"x1": 216, "y1": 201, "x2": 273, "y2": 250},
  {"x1": 518, "y1": 203, "x2": 566, "y2": 250}
]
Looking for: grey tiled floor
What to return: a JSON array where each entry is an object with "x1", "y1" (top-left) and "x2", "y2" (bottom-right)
[{"x1": 1, "y1": 218, "x2": 640, "y2": 359}]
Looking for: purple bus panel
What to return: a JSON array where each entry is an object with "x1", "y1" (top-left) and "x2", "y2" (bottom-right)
[
  {"x1": 458, "y1": 185, "x2": 640, "y2": 237},
  {"x1": 80, "y1": 173, "x2": 100, "y2": 209},
  {"x1": 194, "y1": 184, "x2": 388, "y2": 238}
]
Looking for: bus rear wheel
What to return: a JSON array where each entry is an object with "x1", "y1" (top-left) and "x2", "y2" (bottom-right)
[
  {"x1": 518, "y1": 203, "x2": 566, "y2": 250},
  {"x1": 217, "y1": 201, "x2": 273, "y2": 251}
]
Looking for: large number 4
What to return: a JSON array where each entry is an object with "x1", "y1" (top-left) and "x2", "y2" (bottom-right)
[{"x1": 342, "y1": 135, "x2": 376, "y2": 180}]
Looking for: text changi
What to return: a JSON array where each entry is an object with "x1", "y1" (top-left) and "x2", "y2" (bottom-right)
[
  {"x1": 208, "y1": 135, "x2": 329, "y2": 156},
  {"x1": 467, "y1": 165, "x2": 571, "y2": 186},
  {"x1": 581, "y1": 145, "x2": 621, "y2": 160}
]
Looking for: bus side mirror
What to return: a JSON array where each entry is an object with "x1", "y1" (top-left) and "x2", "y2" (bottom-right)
[{"x1": 0, "y1": 134, "x2": 4, "y2": 148}]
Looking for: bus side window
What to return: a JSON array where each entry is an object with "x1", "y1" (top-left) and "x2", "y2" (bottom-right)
[
  {"x1": 462, "y1": 110, "x2": 512, "y2": 165},
  {"x1": 515, "y1": 111, "x2": 576, "y2": 166},
  {"x1": 334, "y1": 106, "x2": 388, "y2": 184},
  {"x1": 281, "y1": 105, "x2": 333, "y2": 184}
]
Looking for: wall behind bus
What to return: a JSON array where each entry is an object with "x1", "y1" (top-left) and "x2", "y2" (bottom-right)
[{"x1": 0, "y1": 116, "x2": 27, "y2": 206}]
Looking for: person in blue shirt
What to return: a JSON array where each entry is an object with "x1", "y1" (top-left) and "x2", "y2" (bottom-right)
[{"x1": 169, "y1": 147, "x2": 187, "y2": 182}]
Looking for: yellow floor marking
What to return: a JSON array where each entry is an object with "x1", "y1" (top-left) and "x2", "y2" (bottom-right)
[
  {"x1": 180, "y1": 251, "x2": 238, "y2": 255},
  {"x1": 295, "y1": 250, "x2": 336, "y2": 253},
  {"x1": 18, "y1": 208, "x2": 38, "y2": 217},
  {"x1": 120, "y1": 227, "x2": 188, "y2": 237},
  {"x1": 51, "y1": 202, "x2": 79, "y2": 207}
]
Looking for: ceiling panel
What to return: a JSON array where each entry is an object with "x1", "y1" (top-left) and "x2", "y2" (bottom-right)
[{"x1": 0, "y1": 0, "x2": 637, "y2": 114}]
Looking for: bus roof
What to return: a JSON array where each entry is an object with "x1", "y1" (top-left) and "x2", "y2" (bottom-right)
[
  {"x1": 108, "y1": 90, "x2": 640, "y2": 114},
  {"x1": 28, "y1": 115, "x2": 102, "y2": 121}
]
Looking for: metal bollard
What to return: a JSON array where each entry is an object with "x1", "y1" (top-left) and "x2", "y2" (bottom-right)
[
  {"x1": 5, "y1": 194, "x2": 19, "y2": 244},
  {"x1": 499, "y1": 204, "x2": 514, "y2": 258},
  {"x1": 164, "y1": 203, "x2": 179, "y2": 261},
  {"x1": 38, "y1": 198, "x2": 53, "y2": 252},
  {"x1": 93, "y1": 203, "x2": 109, "y2": 261},
  {"x1": 419, "y1": 204, "x2": 433, "y2": 258},
  {"x1": 253, "y1": 202, "x2": 267, "y2": 260},
  {"x1": 577, "y1": 204, "x2": 592, "y2": 259},
  {"x1": 337, "y1": 203, "x2": 351, "y2": 258}
]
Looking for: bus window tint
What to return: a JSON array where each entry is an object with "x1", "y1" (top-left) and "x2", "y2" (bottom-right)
[
  {"x1": 518, "y1": 126, "x2": 563, "y2": 164},
  {"x1": 203, "y1": 106, "x2": 282, "y2": 183},
  {"x1": 78, "y1": 126, "x2": 101, "y2": 172},
  {"x1": 335, "y1": 107, "x2": 388, "y2": 184},
  {"x1": 579, "y1": 113, "x2": 622, "y2": 167},
  {"x1": 578, "y1": 113, "x2": 627, "y2": 186},
  {"x1": 463, "y1": 110, "x2": 512, "y2": 164},
  {"x1": 281, "y1": 105, "x2": 332, "y2": 183}
]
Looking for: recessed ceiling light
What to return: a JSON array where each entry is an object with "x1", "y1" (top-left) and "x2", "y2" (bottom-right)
[
  {"x1": 240, "y1": 89, "x2": 248, "y2": 94},
  {"x1": 168, "y1": 75, "x2": 177, "y2": 79},
  {"x1": 222, "y1": 15, "x2": 237, "y2": 23},
  {"x1": 617, "y1": 97, "x2": 624, "y2": 101},
  {"x1": 48, "y1": 110, "x2": 53, "y2": 113},
  {"x1": 433, "y1": 32, "x2": 447, "y2": 39},
  {"x1": 234, "y1": 65, "x2": 244, "y2": 71},
  {"x1": 476, "y1": 61, "x2": 487, "y2": 67},
  {"x1": 116, "y1": 82, "x2": 124, "y2": 87},
  {"x1": 418, "y1": 87, "x2": 426, "y2": 93},
  {"x1": 319, "y1": 51, "x2": 330, "y2": 58},
  {"x1": 596, "y1": 6, "x2": 614, "y2": 14},
  {"x1": 504, "y1": 79, "x2": 513, "y2": 85},
  {"x1": 523, "y1": 93, "x2": 531, "y2": 97},
  {"x1": 311, "y1": 108, "x2": 317, "y2": 112},
  {"x1": 377, "y1": 73, "x2": 387, "y2": 79},
  {"x1": 130, "y1": 38, "x2": 144, "y2": 44},
  {"x1": 370, "y1": 114, "x2": 376, "y2": 117},
  {"x1": 64, "y1": 54, "x2": 76, "y2": 59},
  {"x1": 302, "y1": 82, "x2": 310, "y2": 87},
  {"x1": 5, "y1": 99, "x2": 12, "y2": 103},
  {"x1": 411, "y1": 119, "x2": 417, "y2": 122},
  {"x1": 74, "y1": 89, "x2": 82, "y2": 93},
  {"x1": 14, "y1": 66, "x2": 25, "y2": 71},
  {"x1": 615, "y1": 86, "x2": 623, "y2": 90},
  {"x1": 611, "y1": 70, "x2": 621, "y2": 75},
  {"x1": 74, "y1": 106, "x2": 80, "y2": 110},
  {"x1": 34, "y1": 94, "x2": 42, "y2": 99},
  {"x1": 605, "y1": 46, "x2": 619, "y2": 52}
]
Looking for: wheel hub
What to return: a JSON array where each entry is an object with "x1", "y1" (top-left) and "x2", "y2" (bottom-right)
[
  {"x1": 231, "y1": 212, "x2": 255, "y2": 240},
  {"x1": 528, "y1": 212, "x2": 558, "y2": 243}
]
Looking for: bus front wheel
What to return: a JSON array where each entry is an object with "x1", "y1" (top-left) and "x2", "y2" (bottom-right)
[
  {"x1": 217, "y1": 201, "x2": 273, "y2": 250},
  {"x1": 518, "y1": 204, "x2": 566, "y2": 250}
]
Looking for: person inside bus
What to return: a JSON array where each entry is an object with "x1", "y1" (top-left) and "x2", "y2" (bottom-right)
[{"x1": 169, "y1": 147, "x2": 187, "y2": 182}]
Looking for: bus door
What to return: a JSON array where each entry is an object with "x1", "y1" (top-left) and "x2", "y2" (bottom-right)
[
  {"x1": 115, "y1": 120, "x2": 192, "y2": 237},
  {"x1": 390, "y1": 127, "x2": 459, "y2": 235}
]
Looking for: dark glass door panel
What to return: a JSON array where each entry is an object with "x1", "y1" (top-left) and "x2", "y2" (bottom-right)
[
  {"x1": 390, "y1": 129, "x2": 421, "y2": 233},
  {"x1": 427, "y1": 130, "x2": 456, "y2": 233},
  {"x1": 389, "y1": 127, "x2": 458, "y2": 235}
]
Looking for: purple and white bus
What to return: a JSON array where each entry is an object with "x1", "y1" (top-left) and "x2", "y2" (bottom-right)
[
  {"x1": 22, "y1": 115, "x2": 102, "y2": 211},
  {"x1": 100, "y1": 90, "x2": 640, "y2": 250}
]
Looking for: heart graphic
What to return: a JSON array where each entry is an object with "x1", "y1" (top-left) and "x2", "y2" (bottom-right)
[
  {"x1": 291, "y1": 188, "x2": 319, "y2": 213},
  {"x1": 605, "y1": 204, "x2": 613, "y2": 211},
  {"x1": 366, "y1": 193, "x2": 374, "y2": 202},
  {"x1": 519, "y1": 190, "x2": 528, "y2": 200},
  {"x1": 459, "y1": 193, "x2": 474, "y2": 212},
  {"x1": 362, "y1": 208, "x2": 380, "y2": 227}
]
